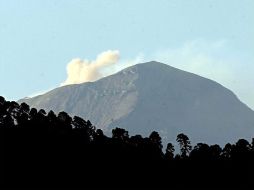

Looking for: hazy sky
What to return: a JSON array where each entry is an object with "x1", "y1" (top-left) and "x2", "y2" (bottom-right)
[{"x1": 0, "y1": 0, "x2": 254, "y2": 109}]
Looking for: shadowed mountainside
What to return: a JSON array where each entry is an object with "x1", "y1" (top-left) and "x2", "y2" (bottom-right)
[{"x1": 19, "y1": 61, "x2": 254, "y2": 146}]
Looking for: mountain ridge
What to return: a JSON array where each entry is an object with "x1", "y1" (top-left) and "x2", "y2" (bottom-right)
[{"x1": 19, "y1": 61, "x2": 254, "y2": 146}]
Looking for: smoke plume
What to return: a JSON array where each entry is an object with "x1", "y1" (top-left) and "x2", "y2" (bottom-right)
[{"x1": 62, "y1": 50, "x2": 120, "y2": 86}]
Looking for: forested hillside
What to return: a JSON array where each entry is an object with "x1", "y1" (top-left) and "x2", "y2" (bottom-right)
[{"x1": 1, "y1": 96, "x2": 254, "y2": 188}]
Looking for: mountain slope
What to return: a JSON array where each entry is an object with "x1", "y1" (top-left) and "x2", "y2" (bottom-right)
[{"x1": 19, "y1": 61, "x2": 254, "y2": 145}]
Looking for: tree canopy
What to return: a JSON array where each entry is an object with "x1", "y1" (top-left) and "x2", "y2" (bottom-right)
[{"x1": 1, "y1": 96, "x2": 253, "y2": 188}]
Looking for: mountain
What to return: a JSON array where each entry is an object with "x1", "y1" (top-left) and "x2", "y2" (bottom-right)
[{"x1": 19, "y1": 61, "x2": 254, "y2": 146}]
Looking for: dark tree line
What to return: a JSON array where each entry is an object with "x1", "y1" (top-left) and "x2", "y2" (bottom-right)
[{"x1": 1, "y1": 96, "x2": 254, "y2": 188}]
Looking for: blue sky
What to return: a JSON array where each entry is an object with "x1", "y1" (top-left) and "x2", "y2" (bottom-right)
[{"x1": 0, "y1": 0, "x2": 254, "y2": 108}]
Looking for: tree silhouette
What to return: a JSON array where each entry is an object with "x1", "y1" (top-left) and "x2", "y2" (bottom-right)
[
  {"x1": 209, "y1": 144, "x2": 222, "y2": 160},
  {"x1": 232, "y1": 139, "x2": 251, "y2": 159},
  {"x1": 19, "y1": 102, "x2": 30, "y2": 114},
  {"x1": 130, "y1": 134, "x2": 143, "y2": 147},
  {"x1": 176, "y1": 133, "x2": 192, "y2": 158},
  {"x1": 149, "y1": 131, "x2": 163, "y2": 150},
  {"x1": 112, "y1": 127, "x2": 129, "y2": 141},
  {"x1": 72, "y1": 116, "x2": 95, "y2": 143},
  {"x1": 29, "y1": 108, "x2": 38, "y2": 120},
  {"x1": 165, "y1": 143, "x2": 175, "y2": 160},
  {"x1": 0, "y1": 96, "x2": 5, "y2": 104},
  {"x1": 222, "y1": 143, "x2": 233, "y2": 159},
  {"x1": 47, "y1": 110, "x2": 57, "y2": 126},
  {"x1": 190, "y1": 143, "x2": 209, "y2": 160},
  {"x1": 57, "y1": 111, "x2": 72, "y2": 130},
  {"x1": 235, "y1": 139, "x2": 251, "y2": 151},
  {"x1": 251, "y1": 138, "x2": 254, "y2": 150},
  {"x1": 94, "y1": 129, "x2": 107, "y2": 143},
  {"x1": 38, "y1": 109, "x2": 46, "y2": 116}
]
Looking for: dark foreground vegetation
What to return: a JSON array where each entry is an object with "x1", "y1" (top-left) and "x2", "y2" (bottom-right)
[{"x1": 1, "y1": 96, "x2": 254, "y2": 188}]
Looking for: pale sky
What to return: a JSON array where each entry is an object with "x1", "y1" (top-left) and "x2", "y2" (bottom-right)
[{"x1": 0, "y1": 0, "x2": 254, "y2": 109}]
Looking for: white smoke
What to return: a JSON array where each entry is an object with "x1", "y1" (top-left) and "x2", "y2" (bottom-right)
[{"x1": 62, "y1": 50, "x2": 120, "y2": 86}]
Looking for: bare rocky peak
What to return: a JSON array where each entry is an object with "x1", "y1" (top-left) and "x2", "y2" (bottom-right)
[{"x1": 19, "y1": 61, "x2": 254, "y2": 146}]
